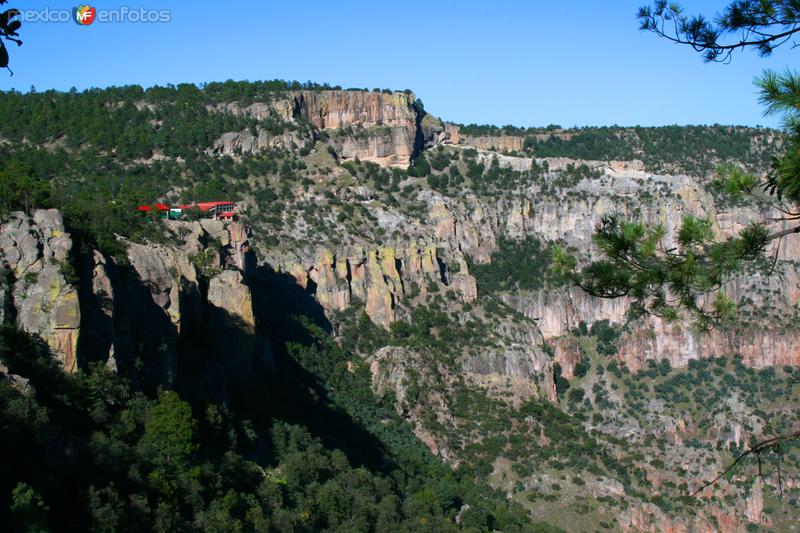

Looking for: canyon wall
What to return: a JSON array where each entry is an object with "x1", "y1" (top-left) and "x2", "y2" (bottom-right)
[
  {"x1": 0, "y1": 210, "x2": 80, "y2": 372},
  {"x1": 0, "y1": 210, "x2": 267, "y2": 394},
  {"x1": 273, "y1": 240, "x2": 477, "y2": 327},
  {"x1": 264, "y1": 145, "x2": 800, "y2": 372},
  {"x1": 211, "y1": 90, "x2": 419, "y2": 167},
  {"x1": 196, "y1": 90, "x2": 797, "y2": 375}
]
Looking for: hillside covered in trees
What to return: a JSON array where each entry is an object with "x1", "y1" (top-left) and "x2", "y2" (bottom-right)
[{"x1": 0, "y1": 80, "x2": 797, "y2": 533}]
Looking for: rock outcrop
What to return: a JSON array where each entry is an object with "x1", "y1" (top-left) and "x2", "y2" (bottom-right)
[
  {"x1": 616, "y1": 315, "x2": 800, "y2": 372},
  {"x1": 0, "y1": 210, "x2": 80, "y2": 371},
  {"x1": 0, "y1": 209, "x2": 267, "y2": 388},
  {"x1": 206, "y1": 269, "x2": 266, "y2": 376},
  {"x1": 210, "y1": 129, "x2": 308, "y2": 156},
  {"x1": 276, "y1": 241, "x2": 477, "y2": 327},
  {"x1": 461, "y1": 134, "x2": 524, "y2": 153},
  {"x1": 78, "y1": 249, "x2": 120, "y2": 366},
  {"x1": 369, "y1": 346, "x2": 456, "y2": 462},
  {"x1": 211, "y1": 90, "x2": 419, "y2": 167},
  {"x1": 427, "y1": 123, "x2": 524, "y2": 153},
  {"x1": 460, "y1": 317, "x2": 551, "y2": 404}
]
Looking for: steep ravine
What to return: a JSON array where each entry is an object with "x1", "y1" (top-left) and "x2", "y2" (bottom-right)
[{"x1": 1, "y1": 85, "x2": 798, "y2": 532}]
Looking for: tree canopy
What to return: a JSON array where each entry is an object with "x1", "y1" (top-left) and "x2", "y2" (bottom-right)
[{"x1": 639, "y1": 0, "x2": 800, "y2": 62}]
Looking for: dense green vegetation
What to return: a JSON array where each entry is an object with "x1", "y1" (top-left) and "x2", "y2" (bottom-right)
[
  {"x1": 0, "y1": 83, "x2": 421, "y2": 258},
  {"x1": 454, "y1": 122, "x2": 779, "y2": 176},
  {"x1": 469, "y1": 237, "x2": 564, "y2": 294},
  {"x1": 0, "y1": 290, "x2": 551, "y2": 532},
  {"x1": 1, "y1": 83, "x2": 285, "y2": 159},
  {"x1": 456, "y1": 124, "x2": 555, "y2": 137},
  {"x1": 524, "y1": 125, "x2": 778, "y2": 176}
]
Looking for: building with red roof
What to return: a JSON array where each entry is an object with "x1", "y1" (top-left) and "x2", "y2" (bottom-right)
[{"x1": 139, "y1": 201, "x2": 237, "y2": 220}]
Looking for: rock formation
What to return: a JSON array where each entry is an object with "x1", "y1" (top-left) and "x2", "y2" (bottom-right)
[
  {"x1": 274, "y1": 242, "x2": 477, "y2": 326},
  {"x1": 211, "y1": 89, "x2": 419, "y2": 167},
  {"x1": 369, "y1": 345, "x2": 456, "y2": 462},
  {"x1": 210, "y1": 129, "x2": 308, "y2": 156},
  {"x1": 0, "y1": 210, "x2": 80, "y2": 371},
  {"x1": 0, "y1": 209, "x2": 267, "y2": 390},
  {"x1": 461, "y1": 134, "x2": 524, "y2": 153}
]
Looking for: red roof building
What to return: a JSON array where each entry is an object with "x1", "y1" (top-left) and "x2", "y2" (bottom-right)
[
  {"x1": 137, "y1": 203, "x2": 170, "y2": 212},
  {"x1": 140, "y1": 201, "x2": 237, "y2": 220}
]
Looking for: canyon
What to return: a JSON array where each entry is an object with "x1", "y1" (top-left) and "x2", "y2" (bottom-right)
[{"x1": 1, "y1": 85, "x2": 797, "y2": 532}]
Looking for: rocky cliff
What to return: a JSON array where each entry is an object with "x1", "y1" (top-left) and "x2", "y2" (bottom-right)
[
  {"x1": 0, "y1": 210, "x2": 80, "y2": 372},
  {"x1": 210, "y1": 90, "x2": 419, "y2": 167},
  {"x1": 228, "y1": 130, "x2": 800, "y2": 385},
  {"x1": 2, "y1": 84, "x2": 796, "y2": 532},
  {"x1": 275, "y1": 241, "x2": 476, "y2": 326},
  {"x1": 293, "y1": 91, "x2": 418, "y2": 167},
  {"x1": 424, "y1": 123, "x2": 525, "y2": 153},
  {"x1": 0, "y1": 210, "x2": 267, "y2": 395}
]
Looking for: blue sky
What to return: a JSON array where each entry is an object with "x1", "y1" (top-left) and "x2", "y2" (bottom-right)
[{"x1": 3, "y1": 1, "x2": 796, "y2": 127}]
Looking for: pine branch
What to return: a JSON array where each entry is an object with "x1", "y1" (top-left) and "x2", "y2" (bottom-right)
[
  {"x1": 765, "y1": 223, "x2": 800, "y2": 241},
  {"x1": 691, "y1": 429, "x2": 800, "y2": 497}
]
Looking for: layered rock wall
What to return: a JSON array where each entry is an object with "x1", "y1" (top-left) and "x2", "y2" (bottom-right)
[
  {"x1": 0, "y1": 211, "x2": 266, "y2": 385},
  {"x1": 211, "y1": 90, "x2": 419, "y2": 167},
  {"x1": 278, "y1": 240, "x2": 477, "y2": 327},
  {"x1": 293, "y1": 90, "x2": 417, "y2": 167},
  {"x1": 461, "y1": 134, "x2": 524, "y2": 153},
  {"x1": 428, "y1": 123, "x2": 525, "y2": 153},
  {"x1": 210, "y1": 129, "x2": 307, "y2": 155},
  {"x1": 0, "y1": 210, "x2": 80, "y2": 371}
]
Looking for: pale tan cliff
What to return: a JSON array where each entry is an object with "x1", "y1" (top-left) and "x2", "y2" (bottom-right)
[
  {"x1": 430, "y1": 123, "x2": 524, "y2": 153},
  {"x1": 461, "y1": 134, "x2": 524, "y2": 153},
  {"x1": 0, "y1": 210, "x2": 80, "y2": 371},
  {"x1": 211, "y1": 90, "x2": 419, "y2": 167},
  {"x1": 277, "y1": 241, "x2": 477, "y2": 327}
]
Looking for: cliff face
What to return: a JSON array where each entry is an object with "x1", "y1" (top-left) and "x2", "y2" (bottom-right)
[
  {"x1": 295, "y1": 90, "x2": 418, "y2": 167},
  {"x1": 0, "y1": 210, "x2": 266, "y2": 393},
  {"x1": 211, "y1": 129, "x2": 307, "y2": 155},
  {"x1": 461, "y1": 134, "x2": 524, "y2": 153},
  {"x1": 425, "y1": 123, "x2": 524, "y2": 153},
  {"x1": 118, "y1": 220, "x2": 269, "y2": 388},
  {"x1": 210, "y1": 90, "x2": 419, "y2": 167},
  {"x1": 292, "y1": 90, "x2": 416, "y2": 131},
  {"x1": 0, "y1": 210, "x2": 80, "y2": 371},
  {"x1": 249, "y1": 138, "x2": 799, "y2": 375},
  {"x1": 276, "y1": 240, "x2": 476, "y2": 327},
  {"x1": 615, "y1": 313, "x2": 800, "y2": 372},
  {"x1": 387, "y1": 157, "x2": 800, "y2": 372}
]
